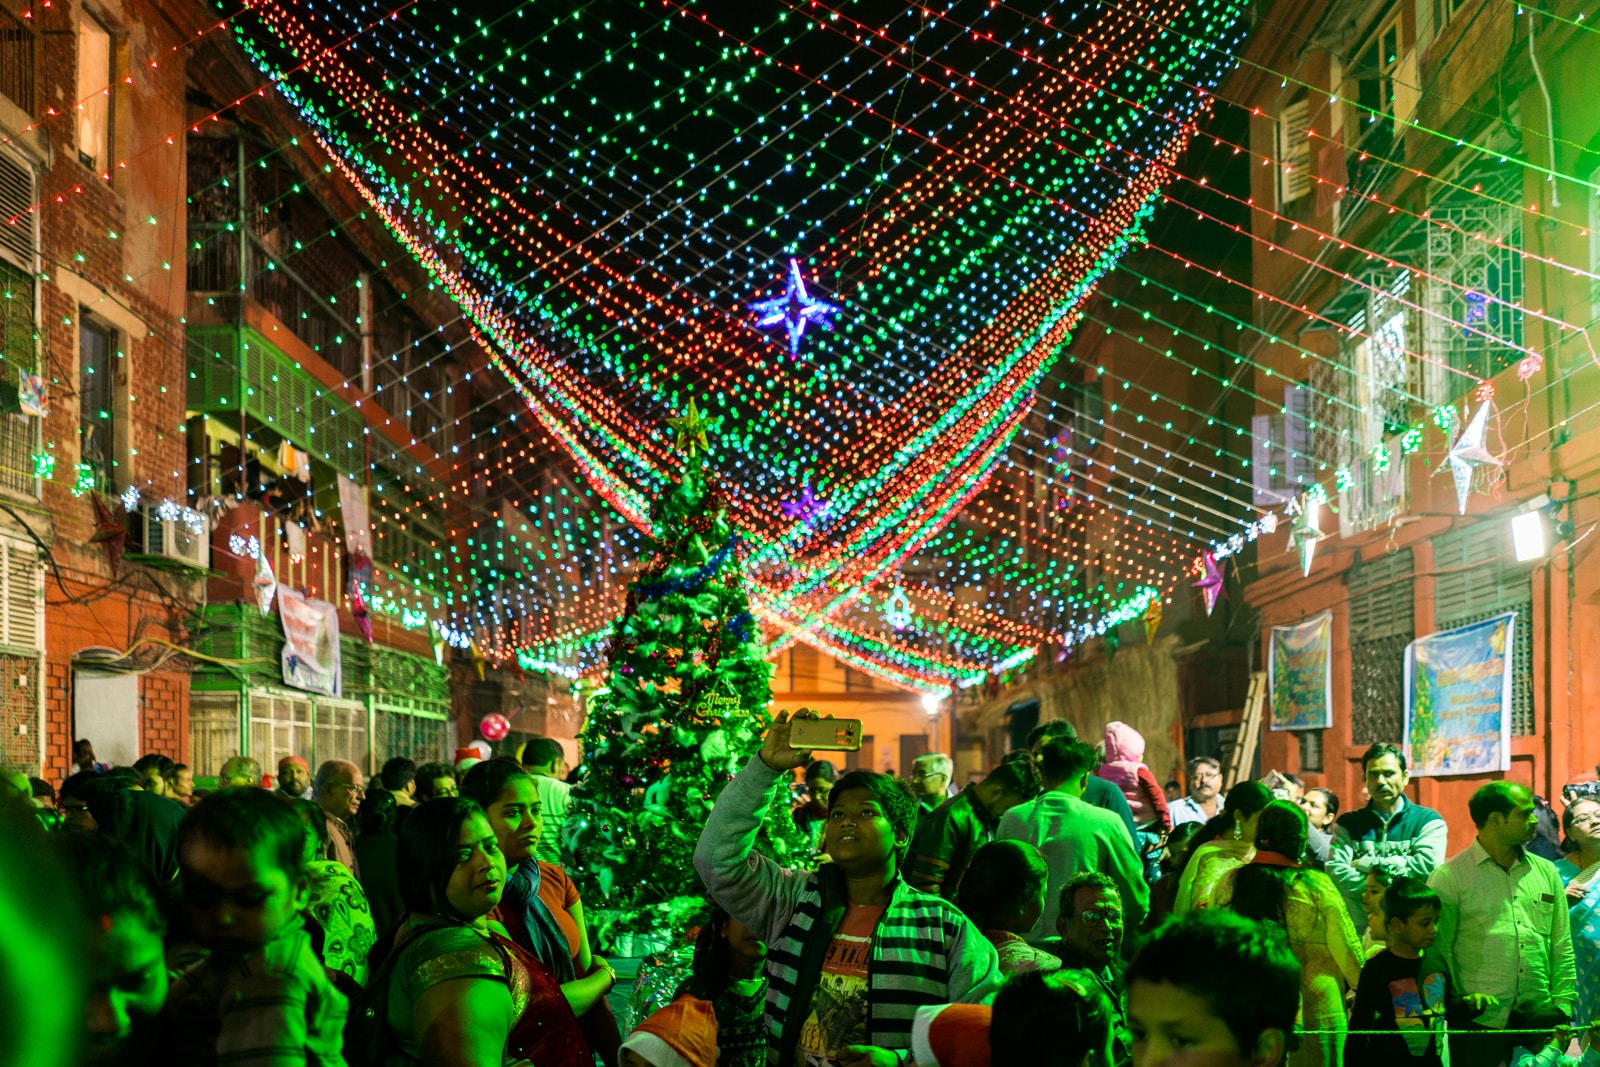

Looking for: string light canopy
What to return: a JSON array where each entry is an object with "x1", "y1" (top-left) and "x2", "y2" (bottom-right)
[{"x1": 218, "y1": 0, "x2": 1255, "y2": 688}]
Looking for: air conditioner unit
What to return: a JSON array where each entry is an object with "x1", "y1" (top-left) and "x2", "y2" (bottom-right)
[{"x1": 128, "y1": 504, "x2": 211, "y2": 569}]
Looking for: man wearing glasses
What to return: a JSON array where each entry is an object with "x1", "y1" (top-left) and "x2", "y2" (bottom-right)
[
  {"x1": 312, "y1": 759, "x2": 365, "y2": 876},
  {"x1": 1169, "y1": 756, "x2": 1225, "y2": 828},
  {"x1": 1054, "y1": 871, "x2": 1135, "y2": 1064},
  {"x1": 908, "y1": 752, "x2": 955, "y2": 825}
]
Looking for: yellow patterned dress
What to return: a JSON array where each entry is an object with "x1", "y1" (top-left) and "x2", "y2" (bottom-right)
[{"x1": 1172, "y1": 837, "x2": 1253, "y2": 914}]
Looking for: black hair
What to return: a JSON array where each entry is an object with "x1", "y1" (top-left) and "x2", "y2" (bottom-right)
[
  {"x1": 398, "y1": 797, "x2": 491, "y2": 918},
  {"x1": 984, "y1": 750, "x2": 1043, "y2": 801},
  {"x1": 1361, "y1": 742, "x2": 1407, "y2": 774},
  {"x1": 803, "y1": 759, "x2": 837, "y2": 783},
  {"x1": 1026, "y1": 719, "x2": 1077, "y2": 749},
  {"x1": 1227, "y1": 801, "x2": 1310, "y2": 924},
  {"x1": 74, "y1": 739, "x2": 94, "y2": 756},
  {"x1": 1382, "y1": 875, "x2": 1441, "y2": 925},
  {"x1": 177, "y1": 787, "x2": 307, "y2": 879},
  {"x1": 1059, "y1": 871, "x2": 1120, "y2": 920},
  {"x1": 290, "y1": 797, "x2": 330, "y2": 857},
  {"x1": 1187, "y1": 755, "x2": 1221, "y2": 774},
  {"x1": 59, "y1": 770, "x2": 103, "y2": 803},
  {"x1": 519, "y1": 737, "x2": 564, "y2": 770},
  {"x1": 1561, "y1": 796, "x2": 1600, "y2": 853},
  {"x1": 357, "y1": 787, "x2": 399, "y2": 837},
  {"x1": 1161, "y1": 821, "x2": 1204, "y2": 874},
  {"x1": 828, "y1": 770, "x2": 918, "y2": 856},
  {"x1": 1468, "y1": 781, "x2": 1528, "y2": 829},
  {"x1": 379, "y1": 757, "x2": 417, "y2": 792},
  {"x1": 458, "y1": 757, "x2": 534, "y2": 809},
  {"x1": 132, "y1": 754, "x2": 175, "y2": 780},
  {"x1": 54, "y1": 833, "x2": 167, "y2": 936},
  {"x1": 1190, "y1": 780, "x2": 1273, "y2": 850},
  {"x1": 957, "y1": 840, "x2": 1048, "y2": 930},
  {"x1": 1127, "y1": 911, "x2": 1300, "y2": 1057},
  {"x1": 691, "y1": 905, "x2": 738, "y2": 998},
  {"x1": 414, "y1": 762, "x2": 456, "y2": 802},
  {"x1": 28, "y1": 777, "x2": 53, "y2": 802},
  {"x1": 989, "y1": 969, "x2": 1113, "y2": 1066},
  {"x1": 1036, "y1": 738, "x2": 1098, "y2": 784}
]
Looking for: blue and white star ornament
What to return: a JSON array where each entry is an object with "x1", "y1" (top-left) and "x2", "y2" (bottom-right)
[
  {"x1": 1288, "y1": 500, "x2": 1324, "y2": 577},
  {"x1": 1443, "y1": 400, "x2": 1501, "y2": 515},
  {"x1": 750, "y1": 258, "x2": 841, "y2": 355}
]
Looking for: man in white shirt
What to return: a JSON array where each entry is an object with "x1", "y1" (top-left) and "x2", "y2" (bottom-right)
[
  {"x1": 519, "y1": 736, "x2": 573, "y2": 864},
  {"x1": 1167, "y1": 756, "x2": 1224, "y2": 827},
  {"x1": 1425, "y1": 782, "x2": 1575, "y2": 1067}
]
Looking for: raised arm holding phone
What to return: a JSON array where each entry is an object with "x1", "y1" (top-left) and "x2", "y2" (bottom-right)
[{"x1": 692, "y1": 709, "x2": 1001, "y2": 1067}]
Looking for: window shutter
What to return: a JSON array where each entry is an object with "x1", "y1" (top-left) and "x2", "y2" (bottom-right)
[
  {"x1": 1251, "y1": 412, "x2": 1286, "y2": 506},
  {"x1": 0, "y1": 537, "x2": 41, "y2": 651},
  {"x1": 0, "y1": 151, "x2": 35, "y2": 272},
  {"x1": 1278, "y1": 97, "x2": 1311, "y2": 205},
  {"x1": 1284, "y1": 383, "x2": 1314, "y2": 491}
]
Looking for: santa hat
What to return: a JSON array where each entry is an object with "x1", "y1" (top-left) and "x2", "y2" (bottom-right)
[
  {"x1": 619, "y1": 996, "x2": 719, "y2": 1067},
  {"x1": 453, "y1": 747, "x2": 483, "y2": 776},
  {"x1": 911, "y1": 1003, "x2": 992, "y2": 1067},
  {"x1": 278, "y1": 755, "x2": 309, "y2": 773}
]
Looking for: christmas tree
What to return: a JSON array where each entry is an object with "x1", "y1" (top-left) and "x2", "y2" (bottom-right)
[{"x1": 563, "y1": 400, "x2": 807, "y2": 950}]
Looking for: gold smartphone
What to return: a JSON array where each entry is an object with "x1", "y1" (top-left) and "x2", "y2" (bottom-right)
[{"x1": 789, "y1": 716, "x2": 863, "y2": 751}]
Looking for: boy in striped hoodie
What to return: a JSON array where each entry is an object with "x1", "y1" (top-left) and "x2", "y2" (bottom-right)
[{"x1": 694, "y1": 710, "x2": 1002, "y2": 1067}]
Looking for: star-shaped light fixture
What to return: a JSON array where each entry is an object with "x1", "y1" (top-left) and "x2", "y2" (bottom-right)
[
  {"x1": 780, "y1": 482, "x2": 832, "y2": 528},
  {"x1": 1194, "y1": 552, "x2": 1225, "y2": 616},
  {"x1": 750, "y1": 258, "x2": 841, "y2": 355},
  {"x1": 1288, "y1": 499, "x2": 1325, "y2": 577},
  {"x1": 665, "y1": 397, "x2": 715, "y2": 456},
  {"x1": 883, "y1": 584, "x2": 913, "y2": 630},
  {"x1": 1445, "y1": 400, "x2": 1501, "y2": 515}
]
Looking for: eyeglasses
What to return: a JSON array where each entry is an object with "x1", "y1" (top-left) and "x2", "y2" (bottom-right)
[
  {"x1": 1193, "y1": 772, "x2": 1221, "y2": 782},
  {"x1": 908, "y1": 771, "x2": 946, "y2": 781},
  {"x1": 1078, "y1": 908, "x2": 1124, "y2": 926}
]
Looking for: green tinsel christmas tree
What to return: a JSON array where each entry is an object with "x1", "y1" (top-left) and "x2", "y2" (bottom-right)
[{"x1": 563, "y1": 401, "x2": 807, "y2": 950}]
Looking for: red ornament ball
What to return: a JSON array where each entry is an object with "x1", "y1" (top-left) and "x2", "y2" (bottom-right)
[{"x1": 479, "y1": 713, "x2": 511, "y2": 742}]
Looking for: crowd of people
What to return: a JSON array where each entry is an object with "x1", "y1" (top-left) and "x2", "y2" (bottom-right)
[{"x1": 3, "y1": 719, "x2": 1596, "y2": 1067}]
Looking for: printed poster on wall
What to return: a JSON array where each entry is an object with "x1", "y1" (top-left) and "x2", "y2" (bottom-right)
[
  {"x1": 1402, "y1": 613, "x2": 1514, "y2": 777},
  {"x1": 279, "y1": 587, "x2": 341, "y2": 697},
  {"x1": 336, "y1": 474, "x2": 372, "y2": 559},
  {"x1": 1268, "y1": 612, "x2": 1333, "y2": 731}
]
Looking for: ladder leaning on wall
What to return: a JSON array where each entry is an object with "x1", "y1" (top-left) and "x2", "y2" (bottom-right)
[{"x1": 1221, "y1": 671, "x2": 1267, "y2": 790}]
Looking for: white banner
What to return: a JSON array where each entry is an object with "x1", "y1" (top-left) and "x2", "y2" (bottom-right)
[
  {"x1": 336, "y1": 474, "x2": 371, "y2": 558},
  {"x1": 279, "y1": 587, "x2": 341, "y2": 696}
]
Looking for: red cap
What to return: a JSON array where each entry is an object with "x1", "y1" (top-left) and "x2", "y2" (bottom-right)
[{"x1": 621, "y1": 996, "x2": 719, "y2": 1067}]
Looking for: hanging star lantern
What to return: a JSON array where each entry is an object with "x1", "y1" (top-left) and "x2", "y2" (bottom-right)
[
  {"x1": 89, "y1": 495, "x2": 126, "y2": 577},
  {"x1": 1194, "y1": 552, "x2": 1225, "y2": 616},
  {"x1": 780, "y1": 482, "x2": 832, "y2": 528},
  {"x1": 665, "y1": 397, "x2": 715, "y2": 456},
  {"x1": 1443, "y1": 400, "x2": 1502, "y2": 515},
  {"x1": 1288, "y1": 499, "x2": 1325, "y2": 577},
  {"x1": 749, "y1": 258, "x2": 841, "y2": 355},
  {"x1": 883, "y1": 584, "x2": 913, "y2": 630},
  {"x1": 1143, "y1": 597, "x2": 1163, "y2": 644},
  {"x1": 254, "y1": 549, "x2": 278, "y2": 616}
]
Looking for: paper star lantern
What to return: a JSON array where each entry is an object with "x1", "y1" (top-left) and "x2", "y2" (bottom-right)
[
  {"x1": 665, "y1": 397, "x2": 715, "y2": 456},
  {"x1": 1194, "y1": 552, "x2": 1225, "y2": 616},
  {"x1": 89, "y1": 495, "x2": 126, "y2": 577},
  {"x1": 780, "y1": 482, "x2": 831, "y2": 527},
  {"x1": 254, "y1": 550, "x2": 278, "y2": 616},
  {"x1": 883, "y1": 584, "x2": 913, "y2": 630},
  {"x1": 1445, "y1": 400, "x2": 1501, "y2": 515},
  {"x1": 749, "y1": 258, "x2": 841, "y2": 355},
  {"x1": 1143, "y1": 597, "x2": 1163, "y2": 644},
  {"x1": 1288, "y1": 501, "x2": 1325, "y2": 577}
]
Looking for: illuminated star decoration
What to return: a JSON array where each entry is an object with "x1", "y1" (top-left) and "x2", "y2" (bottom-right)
[
  {"x1": 1444, "y1": 400, "x2": 1502, "y2": 515},
  {"x1": 665, "y1": 397, "x2": 715, "y2": 456},
  {"x1": 1142, "y1": 597, "x2": 1163, "y2": 644},
  {"x1": 780, "y1": 482, "x2": 832, "y2": 528},
  {"x1": 749, "y1": 258, "x2": 842, "y2": 356},
  {"x1": 1288, "y1": 499, "x2": 1325, "y2": 578},
  {"x1": 1194, "y1": 552, "x2": 1225, "y2": 616}
]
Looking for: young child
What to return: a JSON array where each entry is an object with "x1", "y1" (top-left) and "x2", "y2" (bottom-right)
[
  {"x1": 163, "y1": 788, "x2": 348, "y2": 1067},
  {"x1": 620, "y1": 996, "x2": 719, "y2": 1067},
  {"x1": 1098, "y1": 721, "x2": 1171, "y2": 882},
  {"x1": 674, "y1": 906, "x2": 769, "y2": 1067},
  {"x1": 1345, "y1": 876, "x2": 1449, "y2": 1067}
]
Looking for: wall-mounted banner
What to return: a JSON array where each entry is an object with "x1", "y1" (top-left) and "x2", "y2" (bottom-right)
[
  {"x1": 336, "y1": 474, "x2": 371, "y2": 558},
  {"x1": 1403, "y1": 613, "x2": 1514, "y2": 777},
  {"x1": 279, "y1": 587, "x2": 342, "y2": 697},
  {"x1": 1268, "y1": 612, "x2": 1333, "y2": 731}
]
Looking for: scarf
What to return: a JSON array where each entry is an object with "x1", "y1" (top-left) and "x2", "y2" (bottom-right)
[
  {"x1": 1250, "y1": 849, "x2": 1302, "y2": 868},
  {"x1": 506, "y1": 861, "x2": 576, "y2": 983}
]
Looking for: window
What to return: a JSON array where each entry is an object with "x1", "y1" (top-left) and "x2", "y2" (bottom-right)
[
  {"x1": 1354, "y1": 14, "x2": 1402, "y2": 139},
  {"x1": 0, "y1": 151, "x2": 38, "y2": 500},
  {"x1": 1423, "y1": 168, "x2": 1524, "y2": 401},
  {"x1": 0, "y1": 0, "x2": 38, "y2": 116},
  {"x1": 1276, "y1": 96, "x2": 1311, "y2": 206},
  {"x1": 1433, "y1": 524, "x2": 1534, "y2": 736},
  {"x1": 75, "y1": 14, "x2": 112, "y2": 171},
  {"x1": 1589, "y1": 163, "x2": 1600, "y2": 326},
  {"x1": 1348, "y1": 549, "x2": 1413, "y2": 745},
  {"x1": 1251, "y1": 383, "x2": 1314, "y2": 506},
  {"x1": 78, "y1": 313, "x2": 116, "y2": 492}
]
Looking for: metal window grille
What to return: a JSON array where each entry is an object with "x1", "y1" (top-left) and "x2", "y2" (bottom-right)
[
  {"x1": 1297, "y1": 730, "x2": 1325, "y2": 773},
  {"x1": 189, "y1": 691, "x2": 242, "y2": 777},
  {"x1": 0, "y1": 0, "x2": 37, "y2": 117},
  {"x1": 373, "y1": 706, "x2": 449, "y2": 768},
  {"x1": 1348, "y1": 549, "x2": 1414, "y2": 746},
  {"x1": 1433, "y1": 524, "x2": 1535, "y2": 736},
  {"x1": 248, "y1": 690, "x2": 313, "y2": 774},
  {"x1": 1425, "y1": 171, "x2": 1524, "y2": 401},
  {"x1": 315, "y1": 697, "x2": 370, "y2": 772}
]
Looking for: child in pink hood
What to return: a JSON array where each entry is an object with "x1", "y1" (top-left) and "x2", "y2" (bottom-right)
[{"x1": 1096, "y1": 721, "x2": 1172, "y2": 832}]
